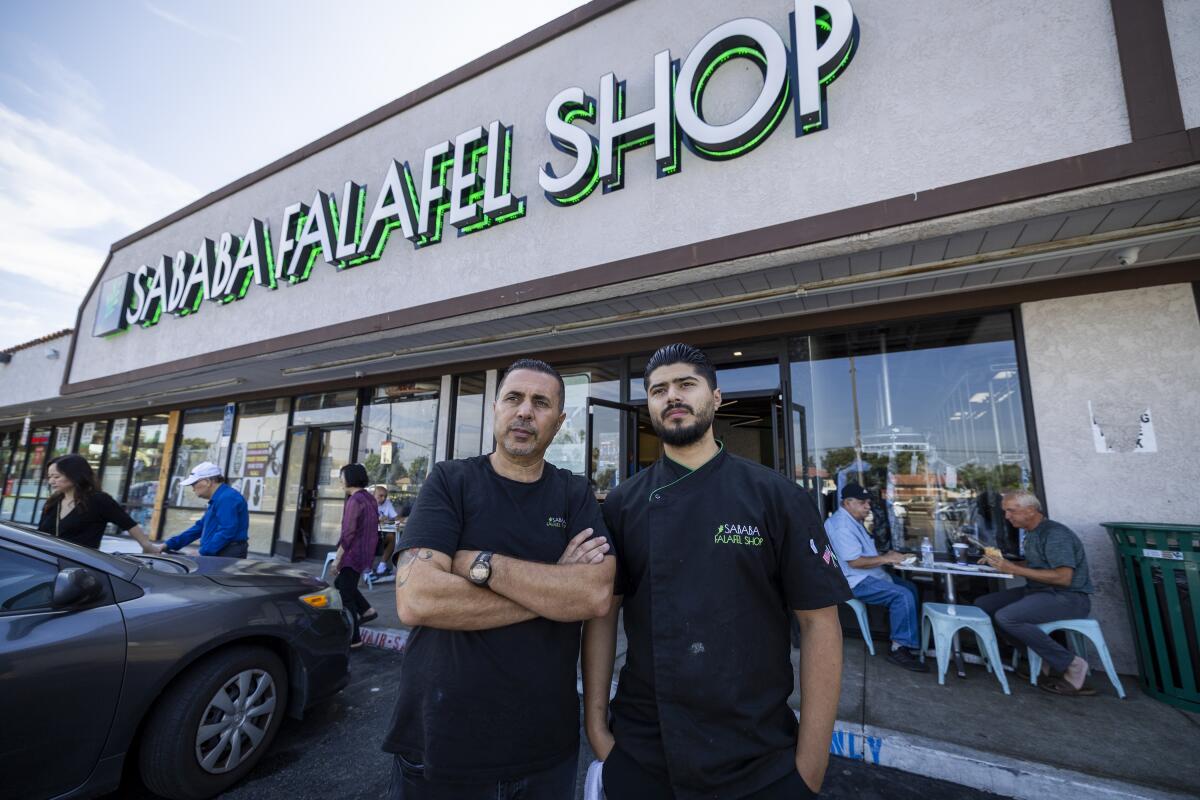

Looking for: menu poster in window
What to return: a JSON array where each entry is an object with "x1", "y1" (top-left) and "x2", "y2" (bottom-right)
[
  {"x1": 81, "y1": 422, "x2": 95, "y2": 443},
  {"x1": 55, "y1": 428, "x2": 71, "y2": 451},
  {"x1": 243, "y1": 442, "x2": 272, "y2": 476},
  {"x1": 230, "y1": 444, "x2": 245, "y2": 477},
  {"x1": 381, "y1": 441, "x2": 393, "y2": 465},
  {"x1": 112, "y1": 419, "x2": 128, "y2": 442}
]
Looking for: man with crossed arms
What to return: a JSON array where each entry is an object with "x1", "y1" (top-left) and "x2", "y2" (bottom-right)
[{"x1": 386, "y1": 358, "x2": 615, "y2": 799}]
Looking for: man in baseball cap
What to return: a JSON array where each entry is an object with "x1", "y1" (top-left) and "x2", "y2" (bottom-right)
[
  {"x1": 825, "y1": 482, "x2": 928, "y2": 672},
  {"x1": 158, "y1": 461, "x2": 250, "y2": 558}
]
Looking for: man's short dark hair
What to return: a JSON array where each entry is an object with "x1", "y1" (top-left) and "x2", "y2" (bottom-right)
[
  {"x1": 643, "y1": 343, "x2": 717, "y2": 391},
  {"x1": 341, "y1": 463, "x2": 370, "y2": 488},
  {"x1": 498, "y1": 358, "x2": 566, "y2": 412}
]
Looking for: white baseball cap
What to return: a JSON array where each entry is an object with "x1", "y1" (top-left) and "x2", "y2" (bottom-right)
[{"x1": 181, "y1": 461, "x2": 223, "y2": 486}]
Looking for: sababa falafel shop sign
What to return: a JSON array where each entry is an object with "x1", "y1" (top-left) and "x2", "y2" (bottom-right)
[{"x1": 93, "y1": 1, "x2": 859, "y2": 338}]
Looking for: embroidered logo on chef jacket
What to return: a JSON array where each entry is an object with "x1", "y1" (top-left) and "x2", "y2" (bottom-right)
[
  {"x1": 714, "y1": 523, "x2": 764, "y2": 547},
  {"x1": 546, "y1": 516, "x2": 567, "y2": 529},
  {"x1": 823, "y1": 544, "x2": 839, "y2": 566}
]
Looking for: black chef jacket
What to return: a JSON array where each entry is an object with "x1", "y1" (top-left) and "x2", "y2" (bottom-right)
[{"x1": 601, "y1": 446, "x2": 851, "y2": 799}]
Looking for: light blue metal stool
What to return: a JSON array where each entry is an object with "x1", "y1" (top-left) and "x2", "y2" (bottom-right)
[
  {"x1": 1023, "y1": 619, "x2": 1126, "y2": 699},
  {"x1": 920, "y1": 603, "x2": 1010, "y2": 695},
  {"x1": 845, "y1": 598, "x2": 876, "y2": 656}
]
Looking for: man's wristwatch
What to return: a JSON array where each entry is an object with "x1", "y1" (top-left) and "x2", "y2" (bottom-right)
[{"x1": 468, "y1": 551, "x2": 494, "y2": 586}]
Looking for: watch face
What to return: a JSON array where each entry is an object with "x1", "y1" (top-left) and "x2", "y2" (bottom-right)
[{"x1": 470, "y1": 561, "x2": 490, "y2": 582}]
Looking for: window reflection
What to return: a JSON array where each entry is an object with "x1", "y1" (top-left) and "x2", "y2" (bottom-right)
[
  {"x1": 167, "y1": 407, "x2": 223, "y2": 510},
  {"x1": 451, "y1": 374, "x2": 486, "y2": 460},
  {"x1": 790, "y1": 313, "x2": 1032, "y2": 554},
  {"x1": 358, "y1": 383, "x2": 439, "y2": 513},
  {"x1": 545, "y1": 361, "x2": 619, "y2": 475}
]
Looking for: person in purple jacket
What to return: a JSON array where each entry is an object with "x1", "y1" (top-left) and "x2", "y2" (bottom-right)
[{"x1": 332, "y1": 463, "x2": 379, "y2": 649}]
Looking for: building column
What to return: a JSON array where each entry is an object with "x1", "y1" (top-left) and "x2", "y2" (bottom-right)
[
  {"x1": 434, "y1": 375, "x2": 453, "y2": 463},
  {"x1": 481, "y1": 369, "x2": 498, "y2": 453}
]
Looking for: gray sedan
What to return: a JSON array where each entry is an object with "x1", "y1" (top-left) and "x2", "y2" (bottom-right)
[{"x1": 0, "y1": 523, "x2": 353, "y2": 800}]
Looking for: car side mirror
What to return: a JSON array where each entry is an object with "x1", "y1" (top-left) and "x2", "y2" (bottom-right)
[{"x1": 52, "y1": 568, "x2": 104, "y2": 609}]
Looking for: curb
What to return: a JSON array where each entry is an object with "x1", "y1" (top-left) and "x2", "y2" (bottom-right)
[{"x1": 829, "y1": 720, "x2": 1194, "y2": 800}]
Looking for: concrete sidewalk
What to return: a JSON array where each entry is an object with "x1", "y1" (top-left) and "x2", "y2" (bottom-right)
[{"x1": 299, "y1": 560, "x2": 1200, "y2": 799}]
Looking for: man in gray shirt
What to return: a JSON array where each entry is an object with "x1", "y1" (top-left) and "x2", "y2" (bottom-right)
[{"x1": 975, "y1": 490, "x2": 1094, "y2": 696}]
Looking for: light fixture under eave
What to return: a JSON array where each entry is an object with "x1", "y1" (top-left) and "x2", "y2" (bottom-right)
[{"x1": 733, "y1": 351, "x2": 743, "y2": 356}]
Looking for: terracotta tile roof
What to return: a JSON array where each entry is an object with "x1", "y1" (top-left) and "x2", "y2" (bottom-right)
[{"x1": 1, "y1": 329, "x2": 74, "y2": 354}]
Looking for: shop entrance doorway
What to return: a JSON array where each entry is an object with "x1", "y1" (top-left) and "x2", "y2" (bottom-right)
[
  {"x1": 611, "y1": 391, "x2": 788, "y2": 479},
  {"x1": 275, "y1": 425, "x2": 352, "y2": 561}
]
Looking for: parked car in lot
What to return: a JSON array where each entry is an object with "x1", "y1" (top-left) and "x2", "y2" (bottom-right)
[{"x1": 0, "y1": 523, "x2": 352, "y2": 800}]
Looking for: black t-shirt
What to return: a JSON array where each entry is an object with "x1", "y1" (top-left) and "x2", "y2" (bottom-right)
[
  {"x1": 382, "y1": 455, "x2": 610, "y2": 781},
  {"x1": 602, "y1": 448, "x2": 850, "y2": 800},
  {"x1": 37, "y1": 492, "x2": 137, "y2": 550}
]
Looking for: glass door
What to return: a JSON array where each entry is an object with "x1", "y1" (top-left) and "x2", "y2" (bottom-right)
[
  {"x1": 275, "y1": 425, "x2": 352, "y2": 561},
  {"x1": 585, "y1": 399, "x2": 639, "y2": 499}
]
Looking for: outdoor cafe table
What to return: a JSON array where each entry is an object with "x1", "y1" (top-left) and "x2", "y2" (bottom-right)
[{"x1": 893, "y1": 560, "x2": 1015, "y2": 679}]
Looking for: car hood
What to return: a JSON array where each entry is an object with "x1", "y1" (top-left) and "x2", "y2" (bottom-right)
[{"x1": 187, "y1": 556, "x2": 328, "y2": 589}]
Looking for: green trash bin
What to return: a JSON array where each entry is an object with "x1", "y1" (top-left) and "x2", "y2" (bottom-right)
[{"x1": 1104, "y1": 522, "x2": 1200, "y2": 712}]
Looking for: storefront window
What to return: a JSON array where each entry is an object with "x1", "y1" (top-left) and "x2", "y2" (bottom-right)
[
  {"x1": 0, "y1": 430, "x2": 20, "y2": 521},
  {"x1": 77, "y1": 420, "x2": 110, "y2": 475},
  {"x1": 167, "y1": 407, "x2": 223, "y2": 510},
  {"x1": 126, "y1": 415, "x2": 170, "y2": 530},
  {"x1": 545, "y1": 361, "x2": 620, "y2": 475},
  {"x1": 13, "y1": 428, "x2": 50, "y2": 523},
  {"x1": 293, "y1": 390, "x2": 357, "y2": 426},
  {"x1": 101, "y1": 418, "x2": 136, "y2": 502},
  {"x1": 451, "y1": 374, "x2": 487, "y2": 460},
  {"x1": 229, "y1": 398, "x2": 289, "y2": 553},
  {"x1": 790, "y1": 313, "x2": 1033, "y2": 554},
  {"x1": 358, "y1": 383, "x2": 439, "y2": 511}
]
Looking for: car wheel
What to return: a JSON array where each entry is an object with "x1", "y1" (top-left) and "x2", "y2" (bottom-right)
[{"x1": 138, "y1": 645, "x2": 288, "y2": 800}]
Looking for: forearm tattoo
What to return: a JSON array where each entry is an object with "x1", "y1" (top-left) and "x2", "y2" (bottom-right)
[{"x1": 396, "y1": 548, "x2": 433, "y2": 587}]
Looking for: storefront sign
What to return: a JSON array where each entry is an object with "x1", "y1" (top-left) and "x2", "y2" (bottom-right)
[{"x1": 93, "y1": 0, "x2": 858, "y2": 338}]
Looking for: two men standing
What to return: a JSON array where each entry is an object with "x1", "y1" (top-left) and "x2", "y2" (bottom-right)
[{"x1": 387, "y1": 347, "x2": 850, "y2": 798}]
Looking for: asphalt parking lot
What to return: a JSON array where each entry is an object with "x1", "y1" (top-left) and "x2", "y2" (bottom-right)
[{"x1": 109, "y1": 645, "x2": 999, "y2": 799}]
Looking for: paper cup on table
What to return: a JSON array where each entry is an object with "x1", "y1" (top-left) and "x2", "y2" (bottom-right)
[{"x1": 953, "y1": 543, "x2": 969, "y2": 564}]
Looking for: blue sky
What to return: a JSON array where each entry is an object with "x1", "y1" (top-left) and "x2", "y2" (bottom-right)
[{"x1": 0, "y1": 0, "x2": 586, "y2": 350}]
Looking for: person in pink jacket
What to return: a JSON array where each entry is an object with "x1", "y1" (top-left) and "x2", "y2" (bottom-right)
[{"x1": 332, "y1": 463, "x2": 379, "y2": 648}]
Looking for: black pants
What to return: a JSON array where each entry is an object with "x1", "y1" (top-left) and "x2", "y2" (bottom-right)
[
  {"x1": 334, "y1": 567, "x2": 370, "y2": 643},
  {"x1": 602, "y1": 746, "x2": 817, "y2": 799},
  {"x1": 387, "y1": 753, "x2": 577, "y2": 799},
  {"x1": 214, "y1": 540, "x2": 248, "y2": 558}
]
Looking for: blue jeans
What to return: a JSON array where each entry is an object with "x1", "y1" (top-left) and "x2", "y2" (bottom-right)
[
  {"x1": 387, "y1": 753, "x2": 577, "y2": 800},
  {"x1": 852, "y1": 575, "x2": 921, "y2": 649}
]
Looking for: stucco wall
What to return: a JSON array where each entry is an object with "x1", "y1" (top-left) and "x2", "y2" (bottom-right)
[
  {"x1": 1165, "y1": 0, "x2": 1200, "y2": 130},
  {"x1": 0, "y1": 334, "x2": 71, "y2": 414},
  {"x1": 1021, "y1": 283, "x2": 1200, "y2": 673},
  {"x1": 69, "y1": 0, "x2": 1132, "y2": 383}
]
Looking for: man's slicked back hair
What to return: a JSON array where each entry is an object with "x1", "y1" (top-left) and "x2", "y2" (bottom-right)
[
  {"x1": 498, "y1": 358, "x2": 566, "y2": 412},
  {"x1": 643, "y1": 343, "x2": 718, "y2": 391}
]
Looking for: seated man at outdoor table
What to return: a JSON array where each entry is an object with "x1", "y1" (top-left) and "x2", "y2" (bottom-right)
[
  {"x1": 975, "y1": 490, "x2": 1095, "y2": 696},
  {"x1": 825, "y1": 483, "x2": 928, "y2": 672},
  {"x1": 372, "y1": 484, "x2": 399, "y2": 576}
]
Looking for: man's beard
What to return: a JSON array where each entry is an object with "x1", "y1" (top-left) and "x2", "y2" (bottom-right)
[
  {"x1": 651, "y1": 401, "x2": 716, "y2": 447},
  {"x1": 501, "y1": 422, "x2": 541, "y2": 456}
]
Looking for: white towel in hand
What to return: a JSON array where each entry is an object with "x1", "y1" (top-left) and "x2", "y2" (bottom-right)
[{"x1": 584, "y1": 759, "x2": 604, "y2": 800}]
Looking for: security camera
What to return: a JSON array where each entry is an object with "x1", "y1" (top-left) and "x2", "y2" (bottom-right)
[{"x1": 1116, "y1": 246, "x2": 1140, "y2": 266}]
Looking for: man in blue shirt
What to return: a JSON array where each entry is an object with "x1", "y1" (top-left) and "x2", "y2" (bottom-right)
[
  {"x1": 158, "y1": 461, "x2": 250, "y2": 558},
  {"x1": 824, "y1": 483, "x2": 927, "y2": 672}
]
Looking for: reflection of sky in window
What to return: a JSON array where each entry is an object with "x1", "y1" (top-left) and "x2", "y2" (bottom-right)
[{"x1": 792, "y1": 339, "x2": 1029, "y2": 469}]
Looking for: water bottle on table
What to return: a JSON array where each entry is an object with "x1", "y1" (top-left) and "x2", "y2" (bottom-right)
[{"x1": 920, "y1": 536, "x2": 934, "y2": 567}]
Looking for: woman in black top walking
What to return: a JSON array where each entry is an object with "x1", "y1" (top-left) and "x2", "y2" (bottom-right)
[{"x1": 37, "y1": 454, "x2": 158, "y2": 552}]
